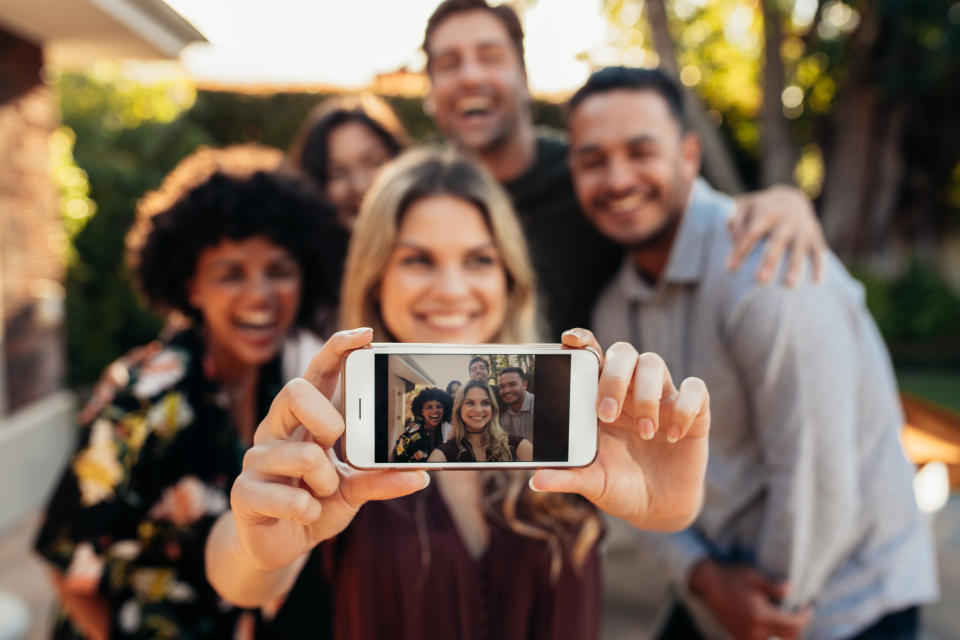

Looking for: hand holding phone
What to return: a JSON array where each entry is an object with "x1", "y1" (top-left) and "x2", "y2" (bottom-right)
[
  {"x1": 227, "y1": 328, "x2": 426, "y2": 571},
  {"x1": 531, "y1": 330, "x2": 711, "y2": 533}
]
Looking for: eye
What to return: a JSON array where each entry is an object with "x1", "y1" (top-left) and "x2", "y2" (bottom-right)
[
  {"x1": 400, "y1": 253, "x2": 432, "y2": 267},
  {"x1": 217, "y1": 268, "x2": 244, "y2": 283},
  {"x1": 576, "y1": 153, "x2": 605, "y2": 170},
  {"x1": 433, "y1": 53, "x2": 458, "y2": 73},
  {"x1": 466, "y1": 252, "x2": 498, "y2": 268},
  {"x1": 479, "y1": 47, "x2": 505, "y2": 65},
  {"x1": 268, "y1": 261, "x2": 300, "y2": 279}
]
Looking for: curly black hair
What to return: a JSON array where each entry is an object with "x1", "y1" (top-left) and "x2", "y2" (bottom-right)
[
  {"x1": 126, "y1": 145, "x2": 348, "y2": 328},
  {"x1": 411, "y1": 386, "x2": 453, "y2": 427}
]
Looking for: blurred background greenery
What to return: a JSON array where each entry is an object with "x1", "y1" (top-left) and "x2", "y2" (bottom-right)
[{"x1": 55, "y1": 0, "x2": 960, "y2": 409}]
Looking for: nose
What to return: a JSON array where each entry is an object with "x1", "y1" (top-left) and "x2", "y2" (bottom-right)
[
  {"x1": 604, "y1": 154, "x2": 634, "y2": 195},
  {"x1": 433, "y1": 264, "x2": 470, "y2": 301},
  {"x1": 246, "y1": 271, "x2": 274, "y2": 303},
  {"x1": 457, "y1": 55, "x2": 486, "y2": 87},
  {"x1": 349, "y1": 167, "x2": 375, "y2": 197}
]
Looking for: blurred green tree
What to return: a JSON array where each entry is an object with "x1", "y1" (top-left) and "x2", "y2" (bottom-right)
[{"x1": 601, "y1": 0, "x2": 960, "y2": 263}]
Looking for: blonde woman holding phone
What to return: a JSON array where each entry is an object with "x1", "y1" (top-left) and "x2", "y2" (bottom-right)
[{"x1": 206, "y1": 148, "x2": 711, "y2": 640}]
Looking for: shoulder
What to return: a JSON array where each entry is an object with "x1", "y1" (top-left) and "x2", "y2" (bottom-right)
[{"x1": 508, "y1": 434, "x2": 524, "y2": 448}]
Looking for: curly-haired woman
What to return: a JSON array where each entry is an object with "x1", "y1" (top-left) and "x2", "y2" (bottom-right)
[
  {"x1": 393, "y1": 387, "x2": 453, "y2": 462},
  {"x1": 34, "y1": 145, "x2": 341, "y2": 639}
]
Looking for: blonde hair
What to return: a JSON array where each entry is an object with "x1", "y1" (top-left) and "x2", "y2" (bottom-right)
[
  {"x1": 344, "y1": 147, "x2": 599, "y2": 578},
  {"x1": 450, "y1": 380, "x2": 513, "y2": 461},
  {"x1": 339, "y1": 147, "x2": 537, "y2": 342}
]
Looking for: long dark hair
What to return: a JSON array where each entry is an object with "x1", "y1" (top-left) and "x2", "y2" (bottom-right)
[{"x1": 288, "y1": 94, "x2": 409, "y2": 190}]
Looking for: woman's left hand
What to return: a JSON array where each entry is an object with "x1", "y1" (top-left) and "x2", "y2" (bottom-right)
[{"x1": 531, "y1": 329, "x2": 710, "y2": 532}]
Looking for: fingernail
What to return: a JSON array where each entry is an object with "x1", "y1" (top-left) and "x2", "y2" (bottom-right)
[
  {"x1": 598, "y1": 397, "x2": 618, "y2": 422},
  {"x1": 419, "y1": 471, "x2": 431, "y2": 489},
  {"x1": 638, "y1": 418, "x2": 655, "y2": 440},
  {"x1": 666, "y1": 425, "x2": 680, "y2": 443},
  {"x1": 347, "y1": 327, "x2": 372, "y2": 335},
  {"x1": 528, "y1": 476, "x2": 543, "y2": 492},
  {"x1": 563, "y1": 328, "x2": 587, "y2": 340}
]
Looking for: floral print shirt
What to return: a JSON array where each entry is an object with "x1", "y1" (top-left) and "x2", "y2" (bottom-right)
[
  {"x1": 35, "y1": 330, "x2": 282, "y2": 639},
  {"x1": 392, "y1": 422, "x2": 445, "y2": 463}
]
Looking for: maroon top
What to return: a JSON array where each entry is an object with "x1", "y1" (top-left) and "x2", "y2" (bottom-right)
[
  {"x1": 437, "y1": 434, "x2": 525, "y2": 463},
  {"x1": 324, "y1": 479, "x2": 602, "y2": 640}
]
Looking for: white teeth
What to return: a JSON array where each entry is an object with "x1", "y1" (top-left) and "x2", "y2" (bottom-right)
[
  {"x1": 425, "y1": 313, "x2": 470, "y2": 329},
  {"x1": 607, "y1": 193, "x2": 648, "y2": 214},
  {"x1": 234, "y1": 310, "x2": 276, "y2": 327},
  {"x1": 457, "y1": 96, "x2": 493, "y2": 115}
]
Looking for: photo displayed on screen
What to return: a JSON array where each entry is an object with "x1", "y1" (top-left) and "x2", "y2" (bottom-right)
[{"x1": 374, "y1": 353, "x2": 571, "y2": 463}]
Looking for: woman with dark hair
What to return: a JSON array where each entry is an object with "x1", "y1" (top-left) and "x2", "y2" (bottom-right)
[
  {"x1": 445, "y1": 379, "x2": 461, "y2": 397},
  {"x1": 288, "y1": 94, "x2": 410, "y2": 230},
  {"x1": 35, "y1": 145, "x2": 341, "y2": 639},
  {"x1": 430, "y1": 379, "x2": 531, "y2": 462},
  {"x1": 393, "y1": 387, "x2": 453, "y2": 462}
]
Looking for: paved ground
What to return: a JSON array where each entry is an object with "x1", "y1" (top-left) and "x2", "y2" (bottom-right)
[{"x1": 3, "y1": 497, "x2": 960, "y2": 639}]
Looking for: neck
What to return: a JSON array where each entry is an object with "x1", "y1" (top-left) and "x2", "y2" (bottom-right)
[
  {"x1": 205, "y1": 335, "x2": 258, "y2": 390},
  {"x1": 473, "y1": 122, "x2": 536, "y2": 183},
  {"x1": 465, "y1": 429, "x2": 485, "y2": 447}
]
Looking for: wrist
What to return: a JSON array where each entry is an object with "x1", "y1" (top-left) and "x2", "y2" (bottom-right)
[{"x1": 688, "y1": 558, "x2": 720, "y2": 599}]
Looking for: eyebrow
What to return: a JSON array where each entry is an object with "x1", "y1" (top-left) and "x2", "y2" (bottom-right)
[
  {"x1": 394, "y1": 241, "x2": 498, "y2": 252},
  {"x1": 432, "y1": 38, "x2": 509, "y2": 58},
  {"x1": 572, "y1": 134, "x2": 660, "y2": 156}
]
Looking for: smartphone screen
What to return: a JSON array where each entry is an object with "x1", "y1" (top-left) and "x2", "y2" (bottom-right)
[
  {"x1": 343, "y1": 344, "x2": 598, "y2": 469},
  {"x1": 374, "y1": 353, "x2": 572, "y2": 463}
]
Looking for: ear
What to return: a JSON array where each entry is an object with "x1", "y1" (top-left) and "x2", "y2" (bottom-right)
[
  {"x1": 522, "y1": 380, "x2": 528, "y2": 390},
  {"x1": 423, "y1": 92, "x2": 436, "y2": 118},
  {"x1": 186, "y1": 277, "x2": 202, "y2": 310},
  {"x1": 680, "y1": 131, "x2": 702, "y2": 183}
]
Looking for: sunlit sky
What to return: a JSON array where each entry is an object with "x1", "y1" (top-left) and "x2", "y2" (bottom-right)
[{"x1": 164, "y1": 0, "x2": 611, "y2": 93}]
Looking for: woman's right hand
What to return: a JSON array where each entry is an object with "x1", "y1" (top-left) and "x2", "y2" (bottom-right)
[{"x1": 229, "y1": 328, "x2": 429, "y2": 571}]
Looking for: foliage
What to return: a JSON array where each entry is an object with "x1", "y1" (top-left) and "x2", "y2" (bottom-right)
[
  {"x1": 58, "y1": 69, "x2": 211, "y2": 386},
  {"x1": 600, "y1": 0, "x2": 960, "y2": 244},
  {"x1": 853, "y1": 260, "x2": 960, "y2": 363}
]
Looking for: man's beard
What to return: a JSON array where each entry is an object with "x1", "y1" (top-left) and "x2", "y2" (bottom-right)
[
  {"x1": 627, "y1": 210, "x2": 682, "y2": 252},
  {"x1": 627, "y1": 169, "x2": 690, "y2": 251}
]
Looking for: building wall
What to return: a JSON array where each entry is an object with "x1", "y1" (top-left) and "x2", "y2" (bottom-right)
[{"x1": 0, "y1": 25, "x2": 65, "y2": 415}]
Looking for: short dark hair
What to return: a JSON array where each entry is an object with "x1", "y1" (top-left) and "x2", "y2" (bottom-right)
[
  {"x1": 288, "y1": 95, "x2": 409, "y2": 190},
  {"x1": 469, "y1": 356, "x2": 490, "y2": 372},
  {"x1": 127, "y1": 145, "x2": 346, "y2": 328},
  {"x1": 445, "y1": 380, "x2": 462, "y2": 395},
  {"x1": 498, "y1": 366, "x2": 525, "y2": 381},
  {"x1": 423, "y1": 0, "x2": 526, "y2": 74},
  {"x1": 412, "y1": 386, "x2": 453, "y2": 425},
  {"x1": 566, "y1": 66, "x2": 687, "y2": 130}
]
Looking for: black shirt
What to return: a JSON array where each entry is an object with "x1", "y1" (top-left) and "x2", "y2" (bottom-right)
[{"x1": 502, "y1": 132, "x2": 622, "y2": 339}]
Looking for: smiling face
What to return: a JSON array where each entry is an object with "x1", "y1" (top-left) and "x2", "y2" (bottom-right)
[
  {"x1": 469, "y1": 359, "x2": 489, "y2": 380},
  {"x1": 187, "y1": 236, "x2": 301, "y2": 372},
  {"x1": 497, "y1": 371, "x2": 527, "y2": 407},
  {"x1": 378, "y1": 194, "x2": 508, "y2": 343},
  {"x1": 568, "y1": 89, "x2": 701, "y2": 248},
  {"x1": 425, "y1": 9, "x2": 529, "y2": 155},
  {"x1": 324, "y1": 121, "x2": 394, "y2": 230},
  {"x1": 460, "y1": 385, "x2": 493, "y2": 432},
  {"x1": 420, "y1": 399, "x2": 445, "y2": 428}
]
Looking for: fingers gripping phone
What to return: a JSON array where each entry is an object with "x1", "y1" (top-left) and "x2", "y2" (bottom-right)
[{"x1": 343, "y1": 344, "x2": 599, "y2": 469}]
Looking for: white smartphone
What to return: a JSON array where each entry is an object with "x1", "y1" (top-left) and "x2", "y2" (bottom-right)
[{"x1": 342, "y1": 343, "x2": 600, "y2": 469}]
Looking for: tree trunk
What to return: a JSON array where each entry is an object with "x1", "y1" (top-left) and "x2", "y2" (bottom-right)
[
  {"x1": 645, "y1": 0, "x2": 745, "y2": 193},
  {"x1": 760, "y1": 0, "x2": 799, "y2": 186}
]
